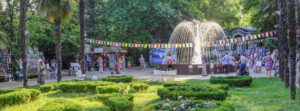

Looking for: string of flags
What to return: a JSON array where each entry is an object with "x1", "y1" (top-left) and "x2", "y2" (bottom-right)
[{"x1": 85, "y1": 30, "x2": 278, "y2": 48}]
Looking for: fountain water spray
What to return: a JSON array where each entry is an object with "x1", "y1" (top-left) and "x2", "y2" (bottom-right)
[{"x1": 167, "y1": 20, "x2": 229, "y2": 64}]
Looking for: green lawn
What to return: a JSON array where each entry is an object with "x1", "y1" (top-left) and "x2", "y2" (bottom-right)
[{"x1": 1, "y1": 77, "x2": 300, "y2": 111}]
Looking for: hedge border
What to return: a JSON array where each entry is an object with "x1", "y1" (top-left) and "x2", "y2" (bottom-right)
[
  {"x1": 210, "y1": 76, "x2": 253, "y2": 87},
  {"x1": 37, "y1": 99, "x2": 84, "y2": 111},
  {"x1": 0, "y1": 89, "x2": 41, "y2": 108},
  {"x1": 102, "y1": 75, "x2": 134, "y2": 83},
  {"x1": 59, "y1": 81, "x2": 115, "y2": 93}
]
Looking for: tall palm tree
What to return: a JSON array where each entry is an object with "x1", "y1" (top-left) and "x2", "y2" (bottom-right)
[
  {"x1": 19, "y1": 0, "x2": 28, "y2": 87},
  {"x1": 287, "y1": 0, "x2": 296, "y2": 100},
  {"x1": 79, "y1": 0, "x2": 86, "y2": 74},
  {"x1": 39, "y1": 0, "x2": 73, "y2": 82}
]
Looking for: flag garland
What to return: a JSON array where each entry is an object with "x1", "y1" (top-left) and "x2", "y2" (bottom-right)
[{"x1": 85, "y1": 30, "x2": 278, "y2": 49}]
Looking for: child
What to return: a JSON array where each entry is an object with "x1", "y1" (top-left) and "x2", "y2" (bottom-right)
[
  {"x1": 217, "y1": 62, "x2": 222, "y2": 73},
  {"x1": 114, "y1": 61, "x2": 119, "y2": 74},
  {"x1": 275, "y1": 59, "x2": 279, "y2": 76},
  {"x1": 127, "y1": 61, "x2": 131, "y2": 69},
  {"x1": 256, "y1": 58, "x2": 262, "y2": 73},
  {"x1": 253, "y1": 60, "x2": 257, "y2": 73}
]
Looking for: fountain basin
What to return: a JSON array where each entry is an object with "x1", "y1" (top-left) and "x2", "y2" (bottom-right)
[{"x1": 156, "y1": 64, "x2": 235, "y2": 75}]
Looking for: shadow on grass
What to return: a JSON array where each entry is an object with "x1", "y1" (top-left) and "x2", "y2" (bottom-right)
[
  {"x1": 46, "y1": 91, "x2": 96, "y2": 98},
  {"x1": 85, "y1": 106, "x2": 109, "y2": 111}
]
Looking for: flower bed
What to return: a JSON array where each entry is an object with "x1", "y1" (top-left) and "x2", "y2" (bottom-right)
[
  {"x1": 158, "y1": 86, "x2": 227, "y2": 100},
  {"x1": 59, "y1": 81, "x2": 115, "y2": 93},
  {"x1": 210, "y1": 76, "x2": 253, "y2": 87},
  {"x1": 102, "y1": 75, "x2": 134, "y2": 83},
  {"x1": 142, "y1": 100, "x2": 234, "y2": 111},
  {"x1": 0, "y1": 89, "x2": 41, "y2": 108},
  {"x1": 37, "y1": 99, "x2": 84, "y2": 111}
]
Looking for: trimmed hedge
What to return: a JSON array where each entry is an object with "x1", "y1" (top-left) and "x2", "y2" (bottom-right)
[
  {"x1": 59, "y1": 81, "x2": 115, "y2": 93},
  {"x1": 0, "y1": 89, "x2": 41, "y2": 108},
  {"x1": 130, "y1": 83, "x2": 149, "y2": 92},
  {"x1": 163, "y1": 82, "x2": 229, "y2": 91},
  {"x1": 210, "y1": 76, "x2": 253, "y2": 87},
  {"x1": 0, "y1": 88, "x2": 18, "y2": 94},
  {"x1": 40, "y1": 83, "x2": 59, "y2": 93},
  {"x1": 97, "y1": 93, "x2": 134, "y2": 105},
  {"x1": 163, "y1": 82, "x2": 187, "y2": 87},
  {"x1": 97, "y1": 93, "x2": 134, "y2": 111},
  {"x1": 157, "y1": 86, "x2": 227, "y2": 100},
  {"x1": 102, "y1": 75, "x2": 134, "y2": 83},
  {"x1": 37, "y1": 99, "x2": 84, "y2": 111},
  {"x1": 142, "y1": 100, "x2": 234, "y2": 111},
  {"x1": 96, "y1": 85, "x2": 127, "y2": 94}
]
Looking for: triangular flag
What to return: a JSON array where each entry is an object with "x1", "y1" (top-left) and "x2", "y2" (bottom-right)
[
  {"x1": 171, "y1": 44, "x2": 175, "y2": 48},
  {"x1": 138, "y1": 44, "x2": 141, "y2": 47},
  {"x1": 262, "y1": 33, "x2": 265, "y2": 37},
  {"x1": 141, "y1": 44, "x2": 144, "y2": 48},
  {"x1": 148, "y1": 44, "x2": 151, "y2": 48},
  {"x1": 222, "y1": 40, "x2": 226, "y2": 44},
  {"x1": 125, "y1": 43, "x2": 128, "y2": 47},
  {"x1": 274, "y1": 30, "x2": 277, "y2": 35},
  {"x1": 154, "y1": 44, "x2": 157, "y2": 48},
  {"x1": 266, "y1": 32, "x2": 269, "y2": 37},
  {"x1": 168, "y1": 44, "x2": 171, "y2": 48},
  {"x1": 246, "y1": 36, "x2": 249, "y2": 41},
  {"x1": 182, "y1": 44, "x2": 185, "y2": 48},
  {"x1": 178, "y1": 44, "x2": 182, "y2": 48},
  {"x1": 254, "y1": 35, "x2": 257, "y2": 39},
  {"x1": 250, "y1": 35, "x2": 253, "y2": 40},
  {"x1": 193, "y1": 43, "x2": 196, "y2": 47},
  {"x1": 201, "y1": 42, "x2": 204, "y2": 47},
  {"x1": 175, "y1": 44, "x2": 178, "y2": 48},
  {"x1": 151, "y1": 44, "x2": 154, "y2": 48},
  {"x1": 130, "y1": 43, "x2": 133, "y2": 47},
  {"x1": 270, "y1": 31, "x2": 273, "y2": 36},
  {"x1": 164, "y1": 44, "x2": 167, "y2": 48},
  {"x1": 242, "y1": 37, "x2": 245, "y2": 41},
  {"x1": 119, "y1": 43, "x2": 122, "y2": 46},
  {"x1": 230, "y1": 39, "x2": 233, "y2": 43},
  {"x1": 122, "y1": 43, "x2": 125, "y2": 47},
  {"x1": 144, "y1": 44, "x2": 147, "y2": 48},
  {"x1": 100, "y1": 41, "x2": 104, "y2": 45},
  {"x1": 258, "y1": 34, "x2": 261, "y2": 38},
  {"x1": 135, "y1": 44, "x2": 138, "y2": 47},
  {"x1": 238, "y1": 38, "x2": 241, "y2": 42}
]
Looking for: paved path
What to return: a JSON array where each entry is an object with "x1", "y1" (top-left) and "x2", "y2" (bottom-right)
[{"x1": 0, "y1": 67, "x2": 297, "y2": 89}]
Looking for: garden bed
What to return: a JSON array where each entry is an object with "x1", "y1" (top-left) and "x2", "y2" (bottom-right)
[{"x1": 210, "y1": 76, "x2": 253, "y2": 87}]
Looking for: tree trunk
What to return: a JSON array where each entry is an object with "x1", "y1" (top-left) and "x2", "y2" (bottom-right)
[
  {"x1": 277, "y1": 0, "x2": 283, "y2": 81},
  {"x1": 19, "y1": 0, "x2": 27, "y2": 87},
  {"x1": 298, "y1": 0, "x2": 300, "y2": 101},
  {"x1": 55, "y1": 20, "x2": 62, "y2": 82},
  {"x1": 79, "y1": 0, "x2": 86, "y2": 74},
  {"x1": 288, "y1": 0, "x2": 297, "y2": 100}
]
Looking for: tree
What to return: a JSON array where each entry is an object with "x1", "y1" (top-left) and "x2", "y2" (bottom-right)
[
  {"x1": 18, "y1": 0, "x2": 28, "y2": 87},
  {"x1": 39, "y1": 0, "x2": 73, "y2": 82},
  {"x1": 79, "y1": 0, "x2": 86, "y2": 74},
  {"x1": 287, "y1": 0, "x2": 296, "y2": 100}
]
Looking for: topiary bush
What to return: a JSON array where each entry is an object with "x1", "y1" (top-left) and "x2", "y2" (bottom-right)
[
  {"x1": 40, "y1": 83, "x2": 59, "y2": 93},
  {"x1": 102, "y1": 75, "x2": 134, "y2": 83},
  {"x1": 59, "y1": 81, "x2": 115, "y2": 93},
  {"x1": 163, "y1": 82, "x2": 229, "y2": 91},
  {"x1": 157, "y1": 86, "x2": 227, "y2": 101},
  {"x1": 130, "y1": 83, "x2": 149, "y2": 92},
  {"x1": 96, "y1": 85, "x2": 127, "y2": 94},
  {"x1": 142, "y1": 100, "x2": 234, "y2": 111},
  {"x1": 0, "y1": 89, "x2": 41, "y2": 108},
  {"x1": 37, "y1": 99, "x2": 84, "y2": 111},
  {"x1": 210, "y1": 76, "x2": 253, "y2": 87},
  {"x1": 162, "y1": 82, "x2": 187, "y2": 87}
]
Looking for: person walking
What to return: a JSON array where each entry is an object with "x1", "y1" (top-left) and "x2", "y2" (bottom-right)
[
  {"x1": 97, "y1": 56, "x2": 104, "y2": 74},
  {"x1": 263, "y1": 52, "x2": 273, "y2": 77},
  {"x1": 167, "y1": 54, "x2": 173, "y2": 71},
  {"x1": 222, "y1": 53, "x2": 231, "y2": 74},
  {"x1": 37, "y1": 59, "x2": 46, "y2": 85},
  {"x1": 239, "y1": 54, "x2": 248, "y2": 76}
]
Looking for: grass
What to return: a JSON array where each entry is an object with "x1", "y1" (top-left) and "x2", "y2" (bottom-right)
[{"x1": 1, "y1": 77, "x2": 300, "y2": 111}]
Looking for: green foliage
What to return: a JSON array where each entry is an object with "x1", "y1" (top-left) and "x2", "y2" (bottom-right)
[
  {"x1": 40, "y1": 83, "x2": 59, "y2": 93},
  {"x1": 128, "y1": 89, "x2": 137, "y2": 94},
  {"x1": 97, "y1": 93, "x2": 134, "y2": 105},
  {"x1": 130, "y1": 83, "x2": 149, "y2": 92},
  {"x1": 59, "y1": 81, "x2": 115, "y2": 93},
  {"x1": 0, "y1": 89, "x2": 41, "y2": 108},
  {"x1": 157, "y1": 86, "x2": 227, "y2": 100},
  {"x1": 210, "y1": 76, "x2": 253, "y2": 87},
  {"x1": 0, "y1": 88, "x2": 18, "y2": 94},
  {"x1": 102, "y1": 75, "x2": 134, "y2": 83},
  {"x1": 107, "y1": 97, "x2": 134, "y2": 111},
  {"x1": 96, "y1": 85, "x2": 127, "y2": 94},
  {"x1": 37, "y1": 99, "x2": 84, "y2": 111},
  {"x1": 142, "y1": 100, "x2": 234, "y2": 111},
  {"x1": 163, "y1": 81, "x2": 229, "y2": 91}
]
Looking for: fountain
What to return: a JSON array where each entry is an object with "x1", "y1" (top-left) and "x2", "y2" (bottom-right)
[{"x1": 158, "y1": 20, "x2": 233, "y2": 74}]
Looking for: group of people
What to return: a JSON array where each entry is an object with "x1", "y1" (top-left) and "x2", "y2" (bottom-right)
[{"x1": 219, "y1": 49, "x2": 278, "y2": 77}]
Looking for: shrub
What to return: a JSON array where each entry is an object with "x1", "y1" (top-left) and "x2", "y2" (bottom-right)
[
  {"x1": 96, "y1": 85, "x2": 127, "y2": 94},
  {"x1": 210, "y1": 76, "x2": 253, "y2": 87},
  {"x1": 0, "y1": 89, "x2": 41, "y2": 108},
  {"x1": 0, "y1": 88, "x2": 18, "y2": 94},
  {"x1": 59, "y1": 81, "x2": 115, "y2": 93},
  {"x1": 130, "y1": 84, "x2": 149, "y2": 92},
  {"x1": 107, "y1": 97, "x2": 134, "y2": 111},
  {"x1": 163, "y1": 82, "x2": 187, "y2": 87},
  {"x1": 97, "y1": 93, "x2": 134, "y2": 105},
  {"x1": 157, "y1": 86, "x2": 227, "y2": 100},
  {"x1": 102, "y1": 75, "x2": 133, "y2": 83},
  {"x1": 40, "y1": 83, "x2": 59, "y2": 93},
  {"x1": 128, "y1": 89, "x2": 137, "y2": 94},
  {"x1": 37, "y1": 99, "x2": 84, "y2": 111},
  {"x1": 210, "y1": 84, "x2": 229, "y2": 91},
  {"x1": 142, "y1": 100, "x2": 234, "y2": 111}
]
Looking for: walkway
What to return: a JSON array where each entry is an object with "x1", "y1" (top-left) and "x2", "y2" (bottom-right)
[{"x1": 0, "y1": 67, "x2": 297, "y2": 89}]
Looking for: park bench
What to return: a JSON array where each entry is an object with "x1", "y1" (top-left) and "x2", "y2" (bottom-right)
[{"x1": 154, "y1": 70, "x2": 177, "y2": 81}]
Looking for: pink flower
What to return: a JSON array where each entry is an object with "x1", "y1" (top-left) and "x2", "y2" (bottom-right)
[{"x1": 181, "y1": 104, "x2": 185, "y2": 109}]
